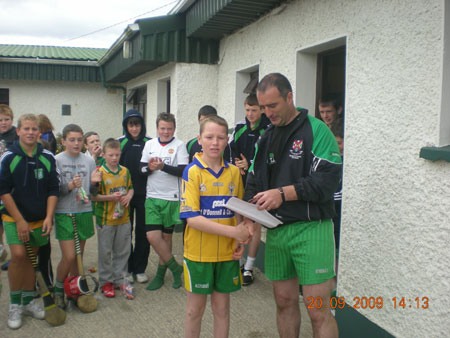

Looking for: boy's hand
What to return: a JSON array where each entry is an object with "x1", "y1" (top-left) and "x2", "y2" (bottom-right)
[
  {"x1": 234, "y1": 154, "x2": 248, "y2": 176},
  {"x1": 91, "y1": 169, "x2": 102, "y2": 184},
  {"x1": 16, "y1": 219, "x2": 32, "y2": 243},
  {"x1": 234, "y1": 221, "x2": 250, "y2": 243},
  {"x1": 72, "y1": 174, "x2": 82, "y2": 189},
  {"x1": 119, "y1": 194, "x2": 132, "y2": 207},
  {"x1": 112, "y1": 191, "x2": 122, "y2": 202},
  {"x1": 243, "y1": 217, "x2": 255, "y2": 237},
  {"x1": 148, "y1": 157, "x2": 164, "y2": 171},
  {"x1": 232, "y1": 242, "x2": 245, "y2": 260},
  {"x1": 42, "y1": 217, "x2": 53, "y2": 237},
  {"x1": 93, "y1": 145, "x2": 102, "y2": 157}
]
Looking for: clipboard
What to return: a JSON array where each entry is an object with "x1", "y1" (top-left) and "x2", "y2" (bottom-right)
[{"x1": 225, "y1": 197, "x2": 283, "y2": 229}]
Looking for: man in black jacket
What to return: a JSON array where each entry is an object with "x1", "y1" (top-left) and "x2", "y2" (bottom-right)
[
  {"x1": 244, "y1": 74, "x2": 341, "y2": 338},
  {"x1": 119, "y1": 109, "x2": 151, "y2": 283}
]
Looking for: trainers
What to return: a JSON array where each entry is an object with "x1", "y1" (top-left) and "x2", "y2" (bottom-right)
[
  {"x1": 136, "y1": 273, "x2": 149, "y2": 283},
  {"x1": 102, "y1": 282, "x2": 115, "y2": 298},
  {"x1": 23, "y1": 299, "x2": 45, "y2": 320},
  {"x1": 124, "y1": 273, "x2": 135, "y2": 284},
  {"x1": 0, "y1": 244, "x2": 7, "y2": 262},
  {"x1": 54, "y1": 293, "x2": 66, "y2": 310},
  {"x1": 7, "y1": 304, "x2": 23, "y2": 329},
  {"x1": 242, "y1": 269, "x2": 254, "y2": 286}
]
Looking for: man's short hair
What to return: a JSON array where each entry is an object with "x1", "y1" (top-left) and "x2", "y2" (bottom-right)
[
  {"x1": 156, "y1": 112, "x2": 176, "y2": 128},
  {"x1": 197, "y1": 105, "x2": 217, "y2": 120},
  {"x1": 199, "y1": 115, "x2": 228, "y2": 135},
  {"x1": 257, "y1": 73, "x2": 292, "y2": 99},
  {"x1": 244, "y1": 94, "x2": 259, "y2": 107},
  {"x1": 62, "y1": 124, "x2": 83, "y2": 139},
  {"x1": 17, "y1": 114, "x2": 38, "y2": 129},
  {"x1": 330, "y1": 117, "x2": 344, "y2": 139},
  {"x1": 84, "y1": 131, "x2": 99, "y2": 144},
  {"x1": 103, "y1": 138, "x2": 121, "y2": 152},
  {"x1": 0, "y1": 104, "x2": 14, "y2": 119},
  {"x1": 319, "y1": 95, "x2": 342, "y2": 111}
]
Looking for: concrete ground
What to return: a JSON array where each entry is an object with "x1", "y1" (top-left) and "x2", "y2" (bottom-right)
[{"x1": 0, "y1": 231, "x2": 313, "y2": 337}]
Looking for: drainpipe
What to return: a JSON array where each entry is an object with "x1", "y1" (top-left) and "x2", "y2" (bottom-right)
[{"x1": 99, "y1": 65, "x2": 127, "y2": 118}]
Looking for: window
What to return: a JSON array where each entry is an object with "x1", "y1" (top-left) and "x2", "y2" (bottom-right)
[
  {"x1": 0, "y1": 89, "x2": 9, "y2": 105},
  {"x1": 235, "y1": 66, "x2": 259, "y2": 122},
  {"x1": 62, "y1": 104, "x2": 71, "y2": 116},
  {"x1": 128, "y1": 86, "x2": 147, "y2": 121},
  {"x1": 157, "y1": 78, "x2": 170, "y2": 114}
]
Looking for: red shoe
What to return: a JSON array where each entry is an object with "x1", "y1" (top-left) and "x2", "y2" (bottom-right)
[{"x1": 101, "y1": 282, "x2": 115, "y2": 298}]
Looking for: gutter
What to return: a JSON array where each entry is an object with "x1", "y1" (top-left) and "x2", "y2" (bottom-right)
[
  {"x1": 99, "y1": 66, "x2": 127, "y2": 118},
  {"x1": 0, "y1": 57, "x2": 98, "y2": 67}
]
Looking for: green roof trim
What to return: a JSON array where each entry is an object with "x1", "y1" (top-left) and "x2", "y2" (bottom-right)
[
  {"x1": 419, "y1": 145, "x2": 450, "y2": 162},
  {"x1": 0, "y1": 45, "x2": 107, "y2": 61}
]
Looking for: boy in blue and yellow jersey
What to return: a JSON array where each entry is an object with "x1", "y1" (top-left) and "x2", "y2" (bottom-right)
[
  {"x1": 180, "y1": 115, "x2": 251, "y2": 338},
  {"x1": 0, "y1": 114, "x2": 59, "y2": 330},
  {"x1": 93, "y1": 138, "x2": 134, "y2": 298}
]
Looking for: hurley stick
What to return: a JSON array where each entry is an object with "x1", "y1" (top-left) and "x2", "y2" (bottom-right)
[
  {"x1": 24, "y1": 241, "x2": 66, "y2": 326},
  {"x1": 70, "y1": 214, "x2": 97, "y2": 313}
]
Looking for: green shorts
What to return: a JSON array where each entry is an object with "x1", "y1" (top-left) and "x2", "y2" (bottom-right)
[
  {"x1": 145, "y1": 198, "x2": 182, "y2": 228},
  {"x1": 265, "y1": 219, "x2": 335, "y2": 285},
  {"x1": 183, "y1": 258, "x2": 241, "y2": 294},
  {"x1": 55, "y1": 212, "x2": 95, "y2": 241},
  {"x1": 4, "y1": 222, "x2": 49, "y2": 247}
]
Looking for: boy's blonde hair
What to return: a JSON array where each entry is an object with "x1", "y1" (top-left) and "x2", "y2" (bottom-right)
[
  {"x1": 102, "y1": 138, "x2": 121, "y2": 153},
  {"x1": 0, "y1": 104, "x2": 14, "y2": 119},
  {"x1": 199, "y1": 115, "x2": 228, "y2": 135},
  {"x1": 17, "y1": 114, "x2": 39, "y2": 129}
]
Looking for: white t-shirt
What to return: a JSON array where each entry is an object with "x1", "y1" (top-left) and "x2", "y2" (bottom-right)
[{"x1": 140, "y1": 137, "x2": 189, "y2": 201}]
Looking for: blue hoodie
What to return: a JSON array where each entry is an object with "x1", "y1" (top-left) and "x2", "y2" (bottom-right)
[
  {"x1": 0, "y1": 141, "x2": 59, "y2": 222},
  {"x1": 118, "y1": 109, "x2": 150, "y2": 197}
]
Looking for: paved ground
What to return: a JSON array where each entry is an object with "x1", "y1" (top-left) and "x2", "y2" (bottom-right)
[{"x1": 0, "y1": 231, "x2": 313, "y2": 337}]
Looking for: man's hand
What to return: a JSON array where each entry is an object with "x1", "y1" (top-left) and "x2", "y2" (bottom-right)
[
  {"x1": 252, "y1": 189, "x2": 283, "y2": 211},
  {"x1": 42, "y1": 217, "x2": 53, "y2": 237},
  {"x1": 91, "y1": 169, "x2": 102, "y2": 184},
  {"x1": 234, "y1": 154, "x2": 248, "y2": 176},
  {"x1": 148, "y1": 157, "x2": 164, "y2": 171},
  {"x1": 16, "y1": 219, "x2": 32, "y2": 243}
]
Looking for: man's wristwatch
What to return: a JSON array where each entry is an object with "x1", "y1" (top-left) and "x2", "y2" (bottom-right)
[{"x1": 278, "y1": 187, "x2": 285, "y2": 202}]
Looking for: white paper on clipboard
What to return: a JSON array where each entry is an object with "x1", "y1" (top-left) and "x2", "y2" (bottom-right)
[{"x1": 225, "y1": 197, "x2": 282, "y2": 229}]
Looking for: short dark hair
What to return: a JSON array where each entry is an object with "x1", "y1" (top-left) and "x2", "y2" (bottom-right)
[
  {"x1": 197, "y1": 105, "x2": 217, "y2": 120},
  {"x1": 244, "y1": 94, "x2": 259, "y2": 107},
  {"x1": 156, "y1": 112, "x2": 176, "y2": 128},
  {"x1": 319, "y1": 95, "x2": 342, "y2": 111},
  {"x1": 330, "y1": 117, "x2": 344, "y2": 139},
  {"x1": 103, "y1": 138, "x2": 120, "y2": 152},
  {"x1": 257, "y1": 73, "x2": 292, "y2": 99},
  {"x1": 62, "y1": 124, "x2": 83, "y2": 139},
  {"x1": 83, "y1": 131, "x2": 99, "y2": 144}
]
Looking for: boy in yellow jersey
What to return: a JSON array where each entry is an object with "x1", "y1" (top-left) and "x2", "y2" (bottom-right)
[
  {"x1": 92, "y1": 138, "x2": 134, "y2": 298},
  {"x1": 180, "y1": 115, "x2": 251, "y2": 338}
]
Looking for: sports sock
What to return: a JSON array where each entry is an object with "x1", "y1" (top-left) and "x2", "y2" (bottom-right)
[
  {"x1": 146, "y1": 264, "x2": 167, "y2": 291},
  {"x1": 21, "y1": 290, "x2": 35, "y2": 306},
  {"x1": 54, "y1": 280, "x2": 64, "y2": 295},
  {"x1": 166, "y1": 256, "x2": 183, "y2": 289},
  {"x1": 244, "y1": 256, "x2": 256, "y2": 271},
  {"x1": 10, "y1": 290, "x2": 22, "y2": 305}
]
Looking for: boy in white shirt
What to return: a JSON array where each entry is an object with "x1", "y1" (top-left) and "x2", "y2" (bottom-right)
[{"x1": 140, "y1": 113, "x2": 189, "y2": 290}]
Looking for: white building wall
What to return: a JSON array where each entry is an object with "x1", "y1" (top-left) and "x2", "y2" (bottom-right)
[
  {"x1": 1, "y1": 79, "x2": 123, "y2": 141},
  {"x1": 213, "y1": 0, "x2": 449, "y2": 337},
  {"x1": 127, "y1": 62, "x2": 218, "y2": 143}
]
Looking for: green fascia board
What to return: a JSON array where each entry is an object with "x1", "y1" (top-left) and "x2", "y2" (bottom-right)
[
  {"x1": 102, "y1": 14, "x2": 219, "y2": 83},
  {"x1": 186, "y1": 0, "x2": 281, "y2": 39},
  {"x1": 0, "y1": 62, "x2": 101, "y2": 82},
  {"x1": 0, "y1": 44, "x2": 106, "y2": 61},
  {"x1": 419, "y1": 145, "x2": 450, "y2": 162}
]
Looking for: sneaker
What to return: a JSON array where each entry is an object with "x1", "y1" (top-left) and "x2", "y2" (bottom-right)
[
  {"x1": 242, "y1": 269, "x2": 254, "y2": 286},
  {"x1": 54, "y1": 293, "x2": 66, "y2": 310},
  {"x1": 0, "y1": 244, "x2": 7, "y2": 262},
  {"x1": 1, "y1": 260, "x2": 10, "y2": 271},
  {"x1": 101, "y1": 282, "x2": 115, "y2": 298},
  {"x1": 23, "y1": 299, "x2": 45, "y2": 320},
  {"x1": 7, "y1": 304, "x2": 23, "y2": 329},
  {"x1": 136, "y1": 273, "x2": 149, "y2": 283},
  {"x1": 124, "y1": 273, "x2": 135, "y2": 284}
]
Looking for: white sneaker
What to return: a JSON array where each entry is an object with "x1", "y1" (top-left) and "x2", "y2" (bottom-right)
[
  {"x1": 0, "y1": 244, "x2": 7, "y2": 262},
  {"x1": 8, "y1": 304, "x2": 23, "y2": 329},
  {"x1": 23, "y1": 299, "x2": 45, "y2": 320},
  {"x1": 136, "y1": 273, "x2": 149, "y2": 283},
  {"x1": 124, "y1": 274, "x2": 135, "y2": 284}
]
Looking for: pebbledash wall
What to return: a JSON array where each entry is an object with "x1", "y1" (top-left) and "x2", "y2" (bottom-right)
[
  {"x1": 126, "y1": 62, "x2": 218, "y2": 142},
  {"x1": 127, "y1": 0, "x2": 448, "y2": 337},
  {"x1": 1, "y1": 79, "x2": 123, "y2": 141}
]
